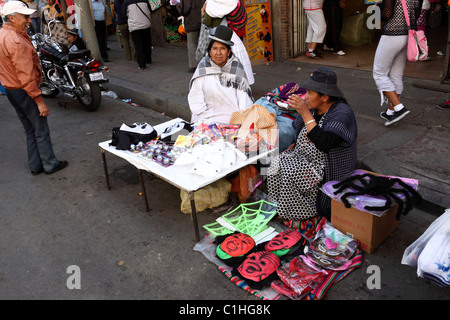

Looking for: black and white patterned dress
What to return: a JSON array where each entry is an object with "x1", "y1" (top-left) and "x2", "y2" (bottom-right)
[
  {"x1": 268, "y1": 101, "x2": 358, "y2": 221},
  {"x1": 267, "y1": 120, "x2": 325, "y2": 221}
]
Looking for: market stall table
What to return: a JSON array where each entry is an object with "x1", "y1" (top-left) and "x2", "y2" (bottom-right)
[{"x1": 98, "y1": 118, "x2": 276, "y2": 242}]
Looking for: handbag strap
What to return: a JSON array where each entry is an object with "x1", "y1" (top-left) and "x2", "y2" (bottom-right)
[
  {"x1": 133, "y1": 0, "x2": 151, "y2": 21},
  {"x1": 400, "y1": 0, "x2": 411, "y2": 28}
]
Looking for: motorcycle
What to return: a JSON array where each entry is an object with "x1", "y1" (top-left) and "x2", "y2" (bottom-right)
[{"x1": 31, "y1": 20, "x2": 109, "y2": 111}]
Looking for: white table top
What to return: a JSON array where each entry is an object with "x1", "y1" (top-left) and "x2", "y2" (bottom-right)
[{"x1": 99, "y1": 118, "x2": 276, "y2": 192}]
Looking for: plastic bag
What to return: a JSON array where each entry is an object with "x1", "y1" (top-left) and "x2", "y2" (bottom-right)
[
  {"x1": 180, "y1": 178, "x2": 231, "y2": 214},
  {"x1": 304, "y1": 221, "x2": 359, "y2": 271},
  {"x1": 401, "y1": 208, "x2": 450, "y2": 287},
  {"x1": 229, "y1": 165, "x2": 262, "y2": 203}
]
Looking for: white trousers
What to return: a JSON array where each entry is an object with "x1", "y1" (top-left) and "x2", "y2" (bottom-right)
[
  {"x1": 305, "y1": 9, "x2": 326, "y2": 44},
  {"x1": 373, "y1": 35, "x2": 408, "y2": 97}
]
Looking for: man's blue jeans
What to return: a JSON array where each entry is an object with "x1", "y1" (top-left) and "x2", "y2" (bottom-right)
[{"x1": 6, "y1": 89, "x2": 58, "y2": 172}]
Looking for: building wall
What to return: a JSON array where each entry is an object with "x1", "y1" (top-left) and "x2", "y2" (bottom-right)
[{"x1": 271, "y1": 0, "x2": 292, "y2": 61}]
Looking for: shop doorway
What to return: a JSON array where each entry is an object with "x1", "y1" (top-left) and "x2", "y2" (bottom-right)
[{"x1": 291, "y1": 2, "x2": 449, "y2": 82}]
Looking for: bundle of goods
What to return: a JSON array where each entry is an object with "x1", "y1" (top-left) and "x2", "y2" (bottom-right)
[
  {"x1": 271, "y1": 221, "x2": 361, "y2": 299},
  {"x1": 132, "y1": 140, "x2": 183, "y2": 167},
  {"x1": 321, "y1": 169, "x2": 421, "y2": 218}
]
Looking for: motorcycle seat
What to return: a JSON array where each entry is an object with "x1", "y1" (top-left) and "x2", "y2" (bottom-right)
[{"x1": 68, "y1": 49, "x2": 91, "y2": 60}]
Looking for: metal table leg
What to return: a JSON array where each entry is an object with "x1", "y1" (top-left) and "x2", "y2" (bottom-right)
[
  {"x1": 138, "y1": 169, "x2": 150, "y2": 212},
  {"x1": 101, "y1": 148, "x2": 111, "y2": 190},
  {"x1": 188, "y1": 191, "x2": 200, "y2": 242}
]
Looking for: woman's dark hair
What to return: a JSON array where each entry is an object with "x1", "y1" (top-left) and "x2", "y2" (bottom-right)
[
  {"x1": 317, "y1": 92, "x2": 348, "y2": 105},
  {"x1": 207, "y1": 40, "x2": 233, "y2": 58}
]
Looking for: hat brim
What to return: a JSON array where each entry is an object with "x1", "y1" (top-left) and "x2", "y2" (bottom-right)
[
  {"x1": 2, "y1": 7, "x2": 36, "y2": 16},
  {"x1": 300, "y1": 79, "x2": 344, "y2": 98},
  {"x1": 208, "y1": 35, "x2": 234, "y2": 46}
]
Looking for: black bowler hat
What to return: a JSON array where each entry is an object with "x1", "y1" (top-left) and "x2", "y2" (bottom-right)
[
  {"x1": 68, "y1": 29, "x2": 79, "y2": 37},
  {"x1": 300, "y1": 67, "x2": 344, "y2": 98},
  {"x1": 209, "y1": 25, "x2": 234, "y2": 46}
]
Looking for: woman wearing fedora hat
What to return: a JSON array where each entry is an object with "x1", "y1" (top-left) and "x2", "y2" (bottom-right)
[
  {"x1": 267, "y1": 67, "x2": 357, "y2": 223},
  {"x1": 188, "y1": 25, "x2": 253, "y2": 124}
]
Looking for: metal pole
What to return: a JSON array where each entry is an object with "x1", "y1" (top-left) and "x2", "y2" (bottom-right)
[{"x1": 73, "y1": 0, "x2": 102, "y2": 62}]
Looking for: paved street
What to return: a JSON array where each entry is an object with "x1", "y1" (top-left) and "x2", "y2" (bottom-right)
[{"x1": 0, "y1": 92, "x2": 448, "y2": 303}]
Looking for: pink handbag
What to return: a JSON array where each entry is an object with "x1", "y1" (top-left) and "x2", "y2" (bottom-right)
[{"x1": 401, "y1": 0, "x2": 429, "y2": 62}]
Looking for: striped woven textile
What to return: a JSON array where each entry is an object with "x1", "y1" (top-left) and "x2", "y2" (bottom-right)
[{"x1": 227, "y1": 0, "x2": 247, "y2": 38}]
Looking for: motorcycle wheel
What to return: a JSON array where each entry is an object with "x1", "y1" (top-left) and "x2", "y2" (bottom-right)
[{"x1": 75, "y1": 75, "x2": 102, "y2": 112}]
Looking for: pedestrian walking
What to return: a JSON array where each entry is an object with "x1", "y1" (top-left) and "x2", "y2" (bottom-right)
[
  {"x1": 373, "y1": 0, "x2": 421, "y2": 126},
  {"x1": 303, "y1": 0, "x2": 327, "y2": 59},
  {"x1": 0, "y1": 1, "x2": 68, "y2": 175},
  {"x1": 124, "y1": 0, "x2": 152, "y2": 70}
]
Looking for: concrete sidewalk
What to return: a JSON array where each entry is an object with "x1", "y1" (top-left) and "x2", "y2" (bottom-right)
[{"x1": 103, "y1": 37, "x2": 450, "y2": 211}]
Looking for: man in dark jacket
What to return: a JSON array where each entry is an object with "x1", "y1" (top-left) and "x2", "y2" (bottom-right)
[{"x1": 177, "y1": 0, "x2": 205, "y2": 72}]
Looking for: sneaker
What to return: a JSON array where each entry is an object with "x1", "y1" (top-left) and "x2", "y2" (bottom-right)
[
  {"x1": 306, "y1": 50, "x2": 323, "y2": 60},
  {"x1": 45, "y1": 160, "x2": 68, "y2": 175},
  {"x1": 437, "y1": 51, "x2": 445, "y2": 56},
  {"x1": 380, "y1": 110, "x2": 391, "y2": 121},
  {"x1": 437, "y1": 100, "x2": 450, "y2": 110},
  {"x1": 313, "y1": 49, "x2": 323, "y2": 57},
  {"x1": 138, "y1": 66, "x2": 146, "y2": 70},
  {"x1": 334, "y1": 50, "x2": 346, "y2": 56},
  {"x1": 323, "y1": 44, "x2": 333, "y2": 51},
  {"x1": 384, "y1": 108, "x2": 410, "y2": 126}
]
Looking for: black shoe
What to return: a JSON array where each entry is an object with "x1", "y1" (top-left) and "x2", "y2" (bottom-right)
[
  {"x1": 31, "y1": 168, "x2": 44, "y2": 175},
  {"x1": 45, "y1": 160, "x2": 68, "y2": 175},
  {"x1": 103, "y1": 58, "x2": 110, "y2": 62},
  {"x1": 384, "y1": 108, "x2": 410, "y2": 126},
  {"x1": 379, "y1": 110, "x2": 391, "y2": 121}
]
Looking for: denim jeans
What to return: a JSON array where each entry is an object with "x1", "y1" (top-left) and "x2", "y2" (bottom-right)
[{"x1": 6, "y1": 89, "x2": 58, "y2": 172}]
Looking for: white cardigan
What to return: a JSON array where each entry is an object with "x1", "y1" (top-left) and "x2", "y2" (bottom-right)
[{"x1": 188, "y1": 73, "x2": 253, "y2": 124}]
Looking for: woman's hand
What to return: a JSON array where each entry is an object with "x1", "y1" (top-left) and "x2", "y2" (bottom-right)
[
  {"x1": 287, "y1": 94, "x2": 316, "y2": 130},
  {"x1": 287, "y1": 94, "x2": 309, "y2": 117}
]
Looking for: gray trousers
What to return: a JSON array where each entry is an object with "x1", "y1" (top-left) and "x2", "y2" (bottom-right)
[{"x1": 187, "y1": 31, "x2": 200, "y2": 69}]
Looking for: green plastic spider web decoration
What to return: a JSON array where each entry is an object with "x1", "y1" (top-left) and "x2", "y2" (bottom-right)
[{"x1": 203, "y1": 200, "x2": 277, "y2": 237}]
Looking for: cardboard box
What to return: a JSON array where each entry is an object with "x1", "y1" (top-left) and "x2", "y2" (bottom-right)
[{"x1": 331, "y1": 200, "x2": 399, "y2": 254}]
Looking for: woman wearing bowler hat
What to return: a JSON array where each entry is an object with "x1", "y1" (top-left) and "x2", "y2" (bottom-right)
[
  {"x1": 267, "y1": 67, "x2": 358, "y2": 223},
  {"x1": 188, "y1": 25, "x2": 254, "y2": 124},
  {"x1": 67, "y1": 29, "x2": 87, "y2": 52}
]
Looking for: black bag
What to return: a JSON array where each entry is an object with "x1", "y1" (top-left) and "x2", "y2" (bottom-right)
[{"x1": 110, "y1": 126, "x2": 157, "y2": 150}]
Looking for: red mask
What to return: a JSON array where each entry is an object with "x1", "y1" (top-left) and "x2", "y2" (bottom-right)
[
  {"x1": 265, "y1": 230, "x2": 302, "y2": 252},
  {"x1": 220, "y1": 233, "x2": 255, "y2": 257},
  {"x1": 237, "y1": 251, "x2": 280, "y2": 282}
]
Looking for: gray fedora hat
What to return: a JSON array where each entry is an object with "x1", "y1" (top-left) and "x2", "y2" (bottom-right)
[
  {"x1": 209, "y1": 25, "x2": 234, "y2": 46},
  {"x1": 300, "y1": 67, "x2": 344, "y2": 98}
]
